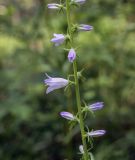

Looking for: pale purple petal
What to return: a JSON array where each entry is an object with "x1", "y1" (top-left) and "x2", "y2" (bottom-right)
[
  {"x1": 68, "y1": 49, "x2": 76, "y2": 62},
  {"x1": 78, "y1": 24, "x2": 93, "y2": 31},
  {"x1": 87, "y1": 130, "x2": 106, "y2": 137},
  {"x1": 89, "y1": 102, "x2": 104, "y2": 111},
  {"x1": 46, "y1": 86, "x2": 58, "y2": 94},
  {"x1": 46, "y1": 84, "x2": 66, "y2": 94},
  {"x1": 60, "y1": 111, "x2": 75, "y2": 120}
]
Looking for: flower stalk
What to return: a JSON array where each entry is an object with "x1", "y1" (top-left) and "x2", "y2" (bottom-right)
[{"x1": 66, "y1": 0, "x2": 89, "y2": 159}]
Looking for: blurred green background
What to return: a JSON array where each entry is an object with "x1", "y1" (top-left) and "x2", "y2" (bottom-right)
[{"x1": 0, "y1": 0, "x2": 135, "y2": 159}]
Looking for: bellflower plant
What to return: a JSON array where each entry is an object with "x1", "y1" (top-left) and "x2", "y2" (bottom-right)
[{"x1": 46, "y1": 0, "x2": 106, "y2": 159}]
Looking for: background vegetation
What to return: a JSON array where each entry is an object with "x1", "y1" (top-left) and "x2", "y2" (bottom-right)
[{"x1": 0, "y1": 0, "x2": 135, "y2": 159}]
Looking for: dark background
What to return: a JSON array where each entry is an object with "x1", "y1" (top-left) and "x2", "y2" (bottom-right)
[{"x1": 0, "y1": 0, "x2": 135, "y2": 159}]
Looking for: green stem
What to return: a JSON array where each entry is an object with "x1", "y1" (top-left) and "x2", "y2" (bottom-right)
[
  {"x1": 66, "y1": 0, "x2": 73, "y2": 45},
  {"x1": 66, "y1": 0, "x2": 89, "y2": 159},
  {"x1": 73, "y1": 61, "x2": 89, "y2": 160}
]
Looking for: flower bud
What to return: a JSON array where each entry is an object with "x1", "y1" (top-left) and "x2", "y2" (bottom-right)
[
  {"x1": 78, "y1": 24, "x2": 93, "y2": 31},
  {"x1": 60, "y1": 111, "x2": 75, "y2": 121},
  {"x1": 68, "y1": 48, "x2": 76, "y2": 63},
  {"x1": 47, "y1": 3, "x2": 60, "y2": 9},
  {"x1": 88, "y1": 102, "x2": 104, "y2": 111},
  {"x1": 87, "y1": 130, "x2": 106, "y2": 137}
]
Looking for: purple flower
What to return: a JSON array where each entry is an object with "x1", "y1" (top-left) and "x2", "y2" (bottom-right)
[
  {"x1": 87, "y1": 130, "x2": 106, "y2": 137},
  {"x1": 68, "y1": 49, "x2": 76, "y2": 62},
  {"x1": 78, "y1": 24, "x2": 93, "y2": 31},
  {"x1": 72, "y1": 0, "x2": 86, "y2": 5},
  {"x1": 89, "y1": 102, "x2": 104, "y2": 111},
  {"x1": 60, "y1": 111, "x2": 75, "y2": 121},
  {"x1": 79, "y1": 145, "x2": 84, "y2": 154},
  {"x1": 47, "y1": 3, "x2": 60, "y2": 9},
  {"x1": 44, "y1": 74, "x2": 68, "y2": 94},
  {"x1": 51, "y1": 34, "x2": 65, "y2": 46}
]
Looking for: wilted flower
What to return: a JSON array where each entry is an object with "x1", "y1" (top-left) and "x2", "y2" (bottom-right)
[
  {"x1": 47, "y1": 3, "x2": 60, "y2": 9},
  {"x1": 78, "y1": 24, "x2": 93, "y2": 31},
  {"x1": 72, "y1": 0, "x2": 86, "y2": 5},
  {"x1": 44, "y1": 74, "x2": 68, "y2": 94},
  {"x1": 89, "y1": 102, "x2": 104, "y2": 111},
  {"x1": 87, "y1": 130, "x2": 106, "y2": 137},
  {"x1": 60, "y1": 111, "x2": 75, "y2": 120},
  {"x1": 51, "y1": 33, "x2": 65, "y2": 46},
  {"x1": 79, "y1": 145, "x2": 84, "y2": 154},
  {"x1": 68, "y1": 48, "x2": 76, "y2": 62}
]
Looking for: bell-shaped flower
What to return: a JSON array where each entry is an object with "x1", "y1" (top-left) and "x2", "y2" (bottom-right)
[
  {"x1": 60, "y1": 111, "x2": 75, "y2": 121},
  {"x1": 72, "y1": 0, "x2": 86, "y2": 5},
  {"x1": 47, "y1": 3, "x2": 60, "y2": 9},
  {"x1": 51, "y1": 33, "x2": 65, "y2": 46},
  {"x1": 78, "y1": 24, "x2": 93, "y2": 31},
  {"x1": 87, "y1": 130, "x2": 106, "y2": 137},
  {"x1": 88, "y1": 102, "x2": 104, "y2": 111},
  {"x1": 68, "y1": 48, "x2": 76, "y2": 63},
  {"x1": 44, "y1": 74, "x2": 68, "y2": 94}
]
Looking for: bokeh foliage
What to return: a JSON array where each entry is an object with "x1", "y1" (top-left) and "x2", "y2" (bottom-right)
[{"x1": 0, "y1": 0, "x2": 135, "y2": 159}]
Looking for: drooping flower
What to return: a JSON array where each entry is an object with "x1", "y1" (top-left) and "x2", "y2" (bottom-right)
[
  {"x1": 87, "y1": 130, "x2": 106, "y2": 137},
  {"x1": 78, "y1": 24, "x2": 93, "y2": 31},
  {"x1": 88, "y1": 102, "x2": 104, "y2": 111},
  {"x1": 60, "y1": 111, "x2": 75, "y2": 121},
  {"x1": 47, "y1": 3, "x2": 60, "y2": 9},
  {"x1": 79, "y1": 145, "x2": 84, "y2": 154},
  {"x1": 68, "y1": 48, "x2": 76, "y2": 62},
  {"x1": 44, "y1": 74, "x2": 68, "y2": 94},
  {"x1": 72, "y1": 0, "x2": 86, "y2": 5},
  {"x1": 51, "y1": 34, "x2": 65, "y2": 46}
]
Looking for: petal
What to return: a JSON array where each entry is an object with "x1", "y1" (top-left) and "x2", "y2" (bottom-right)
[
  {"x1": 46, "y1": 85, "x2": 60, "y2": 94},
  {"x1": 46, "y1": 83, "x2": 68, "y2": 94}
]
